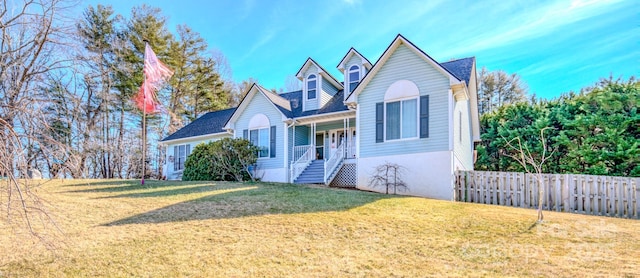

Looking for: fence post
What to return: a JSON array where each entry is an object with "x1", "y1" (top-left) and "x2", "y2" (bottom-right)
[
  {"x1": 453, "y1": 171, "x2": 638, "y2": 219},
  {"x1": 519, "y1": 172, "x2": 525, "y2": 208},
  {"x1": 465, "y1": 171, "x2": 470, "y2": 202},
  {"x1": 631, "y1": 178, "x2": 640, "y2": 219},
  {"x1": 491, "y1": 172, "x2": 500, "y2": 205},
  {"x1": 577, "y1": 175, "x2": 583, "y2": 213},
  {"x1": 569, "y1": 174, "x2": 575, "y2": 213},
  {"x1": 617, "y1": 177, "x2": 624, "y2": 217},
  {"x1": 555, "y1": 175, "x2": 561, "y2": 212}
]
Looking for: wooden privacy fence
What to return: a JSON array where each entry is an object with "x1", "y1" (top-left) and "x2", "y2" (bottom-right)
[{"x1": 454, "y1": 171, "x2": 639, "y2": 219}]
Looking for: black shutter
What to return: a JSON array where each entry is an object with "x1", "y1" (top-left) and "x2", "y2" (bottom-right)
[
  {"x1": 420, "y1": 95, "x2": 429, "y2": 138},
  {"x1": 376, "y1": 102, "x2": 384, "y2": 143},
  {"x1": 270, "y1": 126, "x2": 276, "y2": 158},
  {"x1": 243, "y1": 129, "x2": 248, "y2": 140}
]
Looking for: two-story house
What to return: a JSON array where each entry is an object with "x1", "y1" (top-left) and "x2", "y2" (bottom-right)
[{"x1": 161, "y1": 34, "x2": 480, "y2": 200}]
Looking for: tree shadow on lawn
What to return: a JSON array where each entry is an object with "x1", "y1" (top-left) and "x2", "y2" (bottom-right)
[
  {"x1": 103, "y1": 183, "x2": 396, "y2": 225},
  {"x1": 63, "y1": 180, "x2": 218, "y2": 194}
]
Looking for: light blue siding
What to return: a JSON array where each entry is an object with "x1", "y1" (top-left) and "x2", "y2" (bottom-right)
[
  {"x1": 233, "y1": 92, "x2": 284, "y2": 169},
  {"x1": 303, "y1": 65, "x2": 319, "y2": 111},
  {"x1": 293, "y1": 126, "x2": 310, "y2": 146},
  {"x1": 454, "y1": 99, "x2": 474, "y2": 169},
  {"x1": 346, "y1": 55, "x2": 362, "y2": 69},
  {"x1": 359, "y1": 44, "x2": 450, "y2": 158}
]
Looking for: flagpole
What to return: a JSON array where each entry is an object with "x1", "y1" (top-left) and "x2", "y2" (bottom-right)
[{"x1": 141, "y1": 40, "x2": 148, "y2": 186}]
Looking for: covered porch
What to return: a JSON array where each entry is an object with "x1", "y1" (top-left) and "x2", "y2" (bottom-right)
[{"x1": 288, "y1": 113, "x2": 356, "y2": 185}]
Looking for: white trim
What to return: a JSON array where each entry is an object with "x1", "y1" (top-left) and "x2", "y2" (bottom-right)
[
  {"x1": 347, "y1": 64, "x2": 361, "y2": 94},
  {"x1": 283, "y1": 122, "x2": 289, "y2": 170},
  {"x1": 160, "y1": 132, "x2": 230, "y2": 145},
  {"x1": 448, "y1": 89, "x2": 454, "y2": 151},
  {"x1": 346, "y1": 35, "x2": 463, "y2": 104},
  {"x1": 249, "y1": 113, "x2": 270, "y2": 129},
  {"x1": 293, "y1": 110, "x2": 356, "y2": 124},
  {"x1": 224, "y1": 84, "x2": 289, "y2": 130},
  {"x1": 296, "y1": 58, "x2": 344, "y2": 90},
  {"x1": 337, "y1": 48, "x2": 372, "y2": 72},
  {"x1": 306, "y1": 73, "x2": 318, "y2": 100},
  {"x1": 250, "y1": 127, "x2": 271, "y2": 159},
  {"x1": 384, "y1": 80, "x2": 419, "y2": 101},
  {"x1": 355, "y1": 103, "x2": 360, "y2": 159},
  {"x1": 383, "y1": 97, "x2": 419, "y2": 142}
]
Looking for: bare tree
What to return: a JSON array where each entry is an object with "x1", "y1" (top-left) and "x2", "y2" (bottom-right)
[
  {"x1": 370, "y1": 162, "x2": 408, "y2": 195},
  {"x1": 282, "y1": 74, "x2": 302, "y2": 92},
  {"x1": 0, "y1": 0, "x2": 73, "y2": 243},
  {"x1": 478, "y1": 67, "x2": 529, "y2": 114},
  {"x1": 501, "y1": 127, "x2": 555, "y2": 223},
  {"x1": 229, "y1": 77, "x2": 258, "y2": 107}
]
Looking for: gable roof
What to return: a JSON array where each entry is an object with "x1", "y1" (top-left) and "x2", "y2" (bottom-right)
[
  {"x1": 257, "y1": 84, "x2": 292, "y2": 115},
  {"x1": 223, "y1": 83, "x2": 293, "y2": 129},
  {"x1": 337, "y1": 47, "x2": 373, "y2": 72},
  {"x1": 441, "y1": 57, "x2": 475, "y2": 85},
  {"x1": 295, "y1": 57, "x2": 344, "y2": 90},
  {"x1": 345, "y1": 34, "x2": 463, "y2": 103},
  {"x1": 161, "y1": 107, "x2": 235, "y2": 142}
]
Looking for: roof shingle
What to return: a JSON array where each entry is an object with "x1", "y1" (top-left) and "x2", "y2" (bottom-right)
[
  {"x1": 441, "y1": 57, "x2": 475, "y2": 85},
  {"x1": 161, "y1": 108, "x2": 235, "y2": 142}
]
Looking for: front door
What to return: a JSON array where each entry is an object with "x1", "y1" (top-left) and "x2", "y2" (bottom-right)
[
  {"x1": 329, "y1": 130, "x2": 346, "y2": 157},
  {"x1": 347, "y1": 127, "x2": 356, "y2": 158},
  {"x1": 315, "y1": 132, "x2": 324, "y2": 160}
]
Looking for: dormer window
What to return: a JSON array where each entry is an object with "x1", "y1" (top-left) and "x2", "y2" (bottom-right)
[
  {"x1": 348, "y1": 65, "x2": 360, "y2": 92},
  {"x1": 307, "y1": 74, "x2": 317, "y2": 99}
]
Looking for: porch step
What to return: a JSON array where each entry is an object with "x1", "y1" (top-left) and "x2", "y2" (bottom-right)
[{"x1": 294, "y1": 160, "x2": 325, "y2": 184}]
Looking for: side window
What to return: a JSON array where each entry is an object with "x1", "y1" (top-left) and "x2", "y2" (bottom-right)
[
  {"x1": 307, "y1": 74, "x2": 317, "y2": 99},
  {"x1": 173, "y1": 144, "x2": 191, "y2": 171},
  {"x1": 348, "y1": 65, "x2": 360, "y2": 93}
]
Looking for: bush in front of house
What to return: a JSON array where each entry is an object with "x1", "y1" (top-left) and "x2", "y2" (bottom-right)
[{"x1": 182, "y1": 138, "x2": 259, "y2": 182}]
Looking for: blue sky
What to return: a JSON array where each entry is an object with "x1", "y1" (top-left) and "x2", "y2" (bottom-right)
[{"x1": 82, "y1": 0, "x2": 637, "y2": 99}]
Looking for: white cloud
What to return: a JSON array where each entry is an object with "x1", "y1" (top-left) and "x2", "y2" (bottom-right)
[{"x1": 441, "y1": 0, "x2": 627, "y2": 56}]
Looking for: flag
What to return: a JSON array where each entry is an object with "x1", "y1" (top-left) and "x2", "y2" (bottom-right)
[
  {"x1": 133, "y1": 81, "x2": 161, "y2": 113},
  {"x1": 133, "y1": 43, "x2": 174, "y2": 113}
]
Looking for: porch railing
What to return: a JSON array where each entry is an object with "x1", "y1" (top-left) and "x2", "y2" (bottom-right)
[
  {"x1": 290, "y1": 145, "x2": 314, "y2": 182},
  {"x1": 324, "y1": 139, "x2": 345, "y2": 184},
  {"x1": 292, "y1": 145, "x2": 313, "y2": 162}
]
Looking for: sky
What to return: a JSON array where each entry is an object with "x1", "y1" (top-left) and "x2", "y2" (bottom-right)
[{"x1": 81, "y1": 0, "x2": 638, "y2": 99}]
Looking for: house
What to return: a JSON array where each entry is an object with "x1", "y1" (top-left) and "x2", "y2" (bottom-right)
[{"x1": 161, "y1": 34, "x2": 480, "y2": 200}]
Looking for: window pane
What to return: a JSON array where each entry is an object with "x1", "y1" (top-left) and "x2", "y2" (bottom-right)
[
  {"x1": 349, "y1": 71, "x2": 359, "y2": 82},
  {"x1": 349, "y1": 81, "x2": 358, "y2": 92},
  {"x1": 307, "y1": 76, "x2": 316, "y2": 99},
  {"x1": 402, "y1": 99, "x2": 417, "y2": 138},
  {"x1": 259, "y1": 128, "x2": 269, "y2": 157},
  {"x1": 386, "y1": 101, "x2": 400, "y2": 140},
  {"x1": 250, "y1": 130, "x2": 258, "y2": 146}
]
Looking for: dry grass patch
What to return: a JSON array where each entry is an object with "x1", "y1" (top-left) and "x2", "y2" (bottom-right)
[{"x1": 0, "y1": 179, "x2": 638, "y2": 277}]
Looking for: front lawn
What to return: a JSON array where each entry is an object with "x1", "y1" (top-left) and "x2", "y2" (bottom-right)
[{"x1": 1, "y1": 180, "x2": 638, "y2": 277}]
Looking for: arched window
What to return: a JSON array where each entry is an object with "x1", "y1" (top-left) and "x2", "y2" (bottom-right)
[
  {"x1": 383, "y1": 80, "x2": 419, "y2": 140},
  {"x1": 249, "y1": 114, "x2": 271, "y2": 158},
  {"x1": 307, "y1": 74, "x2": 317, "y2": 100},
  {"x1": 348, "y1": 65, "x2": 360, "y2": 93}
]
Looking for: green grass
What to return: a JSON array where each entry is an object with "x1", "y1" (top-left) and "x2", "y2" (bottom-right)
[{"x1": 1, "y1": 179, "x2": 638, "y2": 277}]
